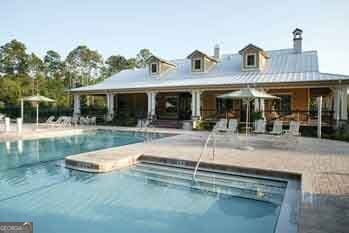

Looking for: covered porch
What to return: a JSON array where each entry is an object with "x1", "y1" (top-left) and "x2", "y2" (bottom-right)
[{"x1": 71, "y1": 85, "x2": 348, "y2": 128}]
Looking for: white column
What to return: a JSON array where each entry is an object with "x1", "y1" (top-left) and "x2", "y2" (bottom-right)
[
  {"x1": 147, "y1": 92, "x2": 152, "y2": 118},
  {"x1": 191, "y1": 90, "x2": 201, "y2": 119},
  {"x1": 317, "y1": 96, "x2": 322, "y2": 138},
  {"x1": 73, "y1": 94, "x2": 81, "y2": 116},
  {"x1": 147, "y1": 91, "x2": 157, "y2": 119},
  {"x1": 106, "y1": 93, "x2": 115, "y2": 121},
  {"x1": 191, "y1": 90, "x2": 196, "y2": 118},
  {"x1": 333, "y1": 88, "x2": 340, "y2": 121},
  {"x1": 151, "y1": 91, "x2": 157, "y2": 118},
  {"x1": 340, "y1": 87, "x2": 348, "y2": 120},
  {"x1": 196, "y1": 91, "x2": 201, "y2": 119},
  {"x1": 254, "y1": 99, "x2": 260, "y2": 112}
]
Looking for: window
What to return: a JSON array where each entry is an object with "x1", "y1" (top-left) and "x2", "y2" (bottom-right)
[
  {"x1": 194, "y1": 59, "x2": 202, "y2": 71},
  {"x1": 151, "y1": 63, "x2": 158, "y2": 73},
  {"x1": 246, "y1": 54, "x2": 256, "y2": 67},
  {"x1": 217, "y1": 99, "x2": 235, "y2": 114},
  {"x1": 272, "y1": 95, "x2": 292, "y2": 115}
]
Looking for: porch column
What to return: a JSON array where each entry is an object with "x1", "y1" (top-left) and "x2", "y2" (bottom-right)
[
  {"x1": 106, "y1": 93, "x2": 115, "y2": 121},
  {"x1": 147, "y1": 91, "x2": 157, "y2": 120},
  {"x1": 191, "y1": 90, "x2": 201, "y2": 120},
  {"x1": 340, "y1": 87, "x2": 348, "y2": 120},
  {"x1": 260, "y1": 99, "x2": 265, "y2": 118},
  {"x1": 73, "y1": 94, "x2": 80, "y2": 116},
  {"x1": 333, "y1": 88, "x2": 341, "y2": 121}
]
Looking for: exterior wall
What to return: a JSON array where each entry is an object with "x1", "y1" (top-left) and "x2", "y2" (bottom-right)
[
  {"x1": 267, "y1": 88, "x2": 309, "y2": 111},
  {"x1": 204, "y1": 57, "x2": 216, "y2": 72},
  {"x1": 201, "y1": 90, "x2": 241, "y2": 119},
  {"x1": 160, "y1": 62, "x2": 173, "y2": 74},
  {"x1": 117, "y1": 93, "x2": 147, "y2": 118}
]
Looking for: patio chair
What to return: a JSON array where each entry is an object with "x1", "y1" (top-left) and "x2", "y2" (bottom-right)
[
  {"x1": 253, "y1": 119, "x2": 266, "y2": 134},
  {"x1": 285, "y1": 121, "x2": 301, "y2": 136},
  {"x1": 269, "y1": 120, "x2": 283, "y2": 135},
  {"x1": 227, "y1": 119, "x2": 238, "y2": 134},
  {"x1": 213, "y1": 118, "x2": 228, "y2": 132},
  {"x1": 0, "y1": 114, "x2": 5, "y2": 122},
  {"x1": 89, "y1": 117, "x2": 96, "y2": 125}
]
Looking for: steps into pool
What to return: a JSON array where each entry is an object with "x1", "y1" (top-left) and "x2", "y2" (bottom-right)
[{"x1": 129, "y1": 160, "x2": 287, "y2": 204}]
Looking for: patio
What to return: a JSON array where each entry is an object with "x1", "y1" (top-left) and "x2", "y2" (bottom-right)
[
  {"x1": 61, "y1": 126, "x2": 349, "y2": 233},
  {"x1": 0, "y1": 124, "x2": 348, "y2": 233}
]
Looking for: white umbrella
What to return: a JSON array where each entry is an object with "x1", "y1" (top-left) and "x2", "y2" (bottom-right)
[
  {"x1": 217, "y1": 88, "x2": 279, "y2": 136},
  {"x1": 21, "y1": 95, "x2": 56, "y2": 129}
]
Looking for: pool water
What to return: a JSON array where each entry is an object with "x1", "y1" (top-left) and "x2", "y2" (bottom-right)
[
  {"x1": 0, "y1": 130, "x2": 285, "y2": 233},
  {"x1": 0, "y1": 130, "x2": 161, "y2": 171}
]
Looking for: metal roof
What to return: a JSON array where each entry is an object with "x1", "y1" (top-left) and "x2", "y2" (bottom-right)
[{"x1": 71, "y1": 49, "x2": 349, "y2": 93}]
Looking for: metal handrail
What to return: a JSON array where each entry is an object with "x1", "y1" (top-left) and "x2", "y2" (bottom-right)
[{"x1": 192, "y1": 132, "x2": 214, "y2": 181}]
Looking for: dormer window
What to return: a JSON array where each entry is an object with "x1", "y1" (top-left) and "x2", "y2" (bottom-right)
[
  {"x1": 194, "y1": 58, "x2": 202, "y2": 71},
  {"x1": 151, "y1": 63, "x2": 158, "y2": 74},
  {"x1": 187, "y1": 50, "x2": 218, "y2": 73},
  {"x1": 239, "y1": 44, "x2": 269, "y2": 71},
  {"x1": 246, "y1": 53, "x2": 256, "y2": 67},
  {"x1": 146, "y1": 55, "x2": 176, "y2": 76}
]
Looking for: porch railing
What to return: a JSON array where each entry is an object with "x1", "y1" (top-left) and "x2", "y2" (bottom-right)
[{"x1": 200, "y1": 109, "x2": 335, "y2": 126}]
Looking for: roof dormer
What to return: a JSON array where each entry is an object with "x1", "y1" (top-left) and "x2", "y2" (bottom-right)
[
  {"x1": 187, "y1": 50, "x2": 218, "y2": 73},
  {"x1": 146, "y1": 55, "x2": 176, "y2": 76},
  {"x1": 238, "y1": 44, "x2": 269, "y2": 71}
]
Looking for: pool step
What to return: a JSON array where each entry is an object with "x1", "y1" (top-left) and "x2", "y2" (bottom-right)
[
  {"x1": 129, "y1": 162, "x2": 285, "y2": 204},
  {"x1": 135, "y1": 163, "x2": 286, "y2": 191}
]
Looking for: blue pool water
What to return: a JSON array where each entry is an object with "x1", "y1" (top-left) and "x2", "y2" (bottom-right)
[{"x1": 0, "y1": 130, "x2": 285, "y2": 233}]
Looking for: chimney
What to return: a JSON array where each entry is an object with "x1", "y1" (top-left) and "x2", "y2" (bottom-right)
[
  {"x1": 293, "y1": 28, "x2": 303, "y2": 53},
  {"x1": 213, "y1": 44, "x2": 220, "y2": 59}
]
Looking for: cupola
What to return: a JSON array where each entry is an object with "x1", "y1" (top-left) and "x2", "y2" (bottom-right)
[{"x1": 293, "y1": 28, "x2": 303, "y2": 53}]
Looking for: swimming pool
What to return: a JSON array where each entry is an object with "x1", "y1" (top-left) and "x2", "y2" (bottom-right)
[{"x1": 0, "y1": 130, "x2": 289, "y2": 233}]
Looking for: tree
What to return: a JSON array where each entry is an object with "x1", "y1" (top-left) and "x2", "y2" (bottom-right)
[
  {"x1": 0, "y1": 40, "x2": 28, "y2": 75},
  {"x1": 44, "y1": 50, "x2": 65, "y2": 80},
  {"x1": 105, "y1": 55, "x2": 136, "y2": 77},
  {"x1": 65, "y1": 46, "x2": 103, "y2": 87},
  {"x1": 27, "y1": 53, "x2": 44, "y2": 94},
  {"x1": 135, "y1": 48, "x2": 152, "y2": 68}
]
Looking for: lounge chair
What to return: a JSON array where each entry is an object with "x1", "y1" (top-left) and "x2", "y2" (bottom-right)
[
  {"x1": 285, "y1": 121, "x2": 301, "y2": 136},
  {"x1": 45, "y1": 116, "x2": 55, "y2": 126},
  {"x1": 79, "y1": 116, "x2": 89, "y2": 125},
  {"x1": 47, "y1": 116, "x2": 63, "y2": 127},
  {"x1": 72, "y1": 116, "x2": 79, "y2": 126},
  {"x1": 269, "y1": 120, "x2": 283, "y2": 135},
  {"x1": 62, "y1": 117, "x2": 72, "y2": 127},
  {"x1": 253, "y1": 119, "x2": 266, "y2": 134},
  {"x1": 137, "y1": 119, "x2": 150, "y2": 128}
]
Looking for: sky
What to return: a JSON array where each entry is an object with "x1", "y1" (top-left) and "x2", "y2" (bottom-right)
[{"x1": 1, "y1": 0, "x2": 349, "y2": 74}]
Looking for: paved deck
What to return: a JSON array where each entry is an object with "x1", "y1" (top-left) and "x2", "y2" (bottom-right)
[
  {"x1": 66, "y1": 129, "x2": 349, "y2": 233},
  {"x1": 1, "y1": 124, "x2": 348, "y2": 232}
]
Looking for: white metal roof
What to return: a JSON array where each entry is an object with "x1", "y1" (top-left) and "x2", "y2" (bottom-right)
[{"x1": 71, "y1": 49, "x2": 349, "y2": 93}]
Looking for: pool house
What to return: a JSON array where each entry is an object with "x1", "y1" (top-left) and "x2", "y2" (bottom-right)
[{"x1": 70, "y1": 29, "x2": 349, "y2": 128}]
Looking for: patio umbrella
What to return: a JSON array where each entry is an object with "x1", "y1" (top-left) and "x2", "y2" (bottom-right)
[
  {"x1": 217, "y1": 88, "x2": 279, "y2": 136},
  {"x1": 21, "y1": 95, "x2": 56, "y2": 129}
]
